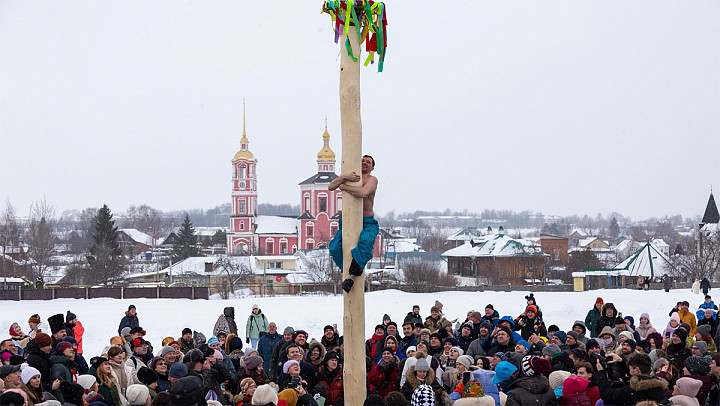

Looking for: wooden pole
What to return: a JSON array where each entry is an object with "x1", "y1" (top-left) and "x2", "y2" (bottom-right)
[{"x1": 339, "y1": 27, "x2": 365, "y2": 405}]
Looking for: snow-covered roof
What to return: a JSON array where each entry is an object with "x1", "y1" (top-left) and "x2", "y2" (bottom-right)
[
  {"x1": 441, "y1": 235, "x2": 547, "y2": 258},
  {"x1": 119, "y1": 229, "x2": 155, "y2": 246},
  {"x1": 650, "y1": 238, "x2": 669, "y2": 248},
  {"x1": 255, "y1": 215, "x2": 299, "y2": 235},
  {"x1": 584, "y1": 242, "x2": 676, "y2": 278},
  {"x1": 194, "y1": 227, "x2": 228, "y2": 237},
  {"x1": 387, "y1": 239, "x2": 423, "y2": 253},
  {"x1": 0, "y1": 277, "x2": 27, "y2": 283}
]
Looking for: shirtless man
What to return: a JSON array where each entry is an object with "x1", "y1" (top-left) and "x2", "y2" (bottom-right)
[{"x1": 328, "y1": 155, "x2": 379, "y2": 293}]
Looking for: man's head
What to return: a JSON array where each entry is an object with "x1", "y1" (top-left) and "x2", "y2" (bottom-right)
[
  {"x1": 575, "y1": 362, "x2": 593, "y2": 380},
  {"x1": 386, "y1": 322, "x2": 397, "y2": 337},
  {"x1": 627, "y1": 353, "x2": 652, "y2": 376},
  {"x1": 681, "y1": 301, "x2": 690, "y2": 311},
  {"x1": 412, "y1": 305, "x2": 420, "y2": 315},
  {"x1": 0, "y1": 340, "x2": 17, "y2": 355},
  {"x1": 496, "y1": 328, "x2": 511, "y2": 345},
  {"x1": 374, "y1": 325, "x2": 385, "y2": 338},
  {"x1": 621, "y1": 340, "x2": 636, "y2": 355},
  {"x1": 402, "y1": 322, "x2": 413, "y2": 337},
  {"x1": 294, "y1": 331, "x2": 308, "y2": 346},
  {"x1": 268, "y1": 323, "x2": 277, "y2": 335},
  {"x1": 182, "y1": 328, "x2": 192, "y2": 341},
  {"x1": 286, "y1": 344, "x2": 303, "y2": 362},
  {"x1": 430, "y1": 307, "x2": 439, "y2": 318},
  {"x1": 712, "y1": 354, "x2": 720, "y2": 377},
  {"x1": 283, "y1": 326, "x2": 294, "y2": 342},
  {"x1": 361, "y1": 155, "x2": 375, "y2": 174},
  {"x1": 485, "y1": 304, "x2": 494, "y2": 317}
]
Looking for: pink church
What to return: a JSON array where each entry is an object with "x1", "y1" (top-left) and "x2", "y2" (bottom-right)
[{"x1": 226, "y1": 111, "x2": 382, "y2": 259}]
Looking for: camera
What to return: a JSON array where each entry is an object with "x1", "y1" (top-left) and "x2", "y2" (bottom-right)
[
  {"x1": 462, "y1": 371, "x2": 472, "y2": 385},
  {"x1": 288, "y1": 375, "x2": 301, "y2": 389},
  {"x1": 590, "y1": 352, "x2": 607, "y2": 369}
]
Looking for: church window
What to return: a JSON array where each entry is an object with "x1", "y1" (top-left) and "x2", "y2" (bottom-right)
[
  {"x1": 330, "y1": 225, "x2": 338, "y2": 235},
  {"x1": 307, "y1": 224, "x2": 314, "y2": 237},
  {"x1": 266, "y1": 240, "x2": 274, "y2": 254},
  {"x1": 319, "y1": 197, "x2": 327, "y2": 213},
  {"x1": 238, "y1": 199, "x2": 246, "y2": 213},
  {"x1": 280, "y1": 242, "x2": 287, "y2": 254},
  {"x1": 307, "y1": 241, "x2": 314, "y2": 250},
  {"x1": 239, "y1": 165, "x2": 246, "y2": 179},
  {"x1": 240, "y1": 223, "x2": 244, "y2": 230}
]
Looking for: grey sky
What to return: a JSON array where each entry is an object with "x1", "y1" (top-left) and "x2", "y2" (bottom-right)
[{"x1": 1, "y1": 1, "x2": 718, "y2": 220}]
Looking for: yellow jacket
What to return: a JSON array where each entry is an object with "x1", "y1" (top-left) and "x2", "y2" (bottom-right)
[{"x1": 677, "y1": 309, "x2": 697, "y2": 337}]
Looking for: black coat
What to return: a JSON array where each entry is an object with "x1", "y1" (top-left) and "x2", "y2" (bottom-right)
[
  {"x1": 505, "y1": 374, "x2": 557, "y2": 406},
  {"x1": 26, "y1": 342, "x2": 53, "y2": 392},
  {"x1": 594, "y1": 303, "x2": 618, "y2": 338},
  {"x1": 596, "y1": 371, "x2": 667, "y2": 405}
]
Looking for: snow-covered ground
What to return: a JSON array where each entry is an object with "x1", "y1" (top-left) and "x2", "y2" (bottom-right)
[{"x1": 1, "y1": 288, "x2": 705, "y2": 358}]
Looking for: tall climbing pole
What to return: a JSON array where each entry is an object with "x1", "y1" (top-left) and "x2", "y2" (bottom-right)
[{"x1": 321, "y1": 2, "x2": 387, "y2": 404}]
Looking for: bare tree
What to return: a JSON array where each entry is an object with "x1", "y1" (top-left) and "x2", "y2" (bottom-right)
[
  {"x1": 402, "y1": 259, "x2": 456, "y2": 293},
  {"x1": 214, "y1": 256, "x2": 253, "y2": 299},
  {"x1": 422, "y1": 227, "x2": 449, "y2": 252},
  {"x1": 304, "y1": 251, "x2": 336, "y2": 283},
  {"x1": 124, "y1": 204, "x2": 165, "y2": 239},
  {"x1": 25, "y1": 198, "x2": 57, "y2": 286},
  {"x1": 669, "y1": 232, "x2": 720, "y2": 280}
]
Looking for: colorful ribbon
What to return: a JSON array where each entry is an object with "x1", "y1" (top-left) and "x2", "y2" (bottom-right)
[{"x1": 321, "y1": 0, "x2": 388, "y2": 72}]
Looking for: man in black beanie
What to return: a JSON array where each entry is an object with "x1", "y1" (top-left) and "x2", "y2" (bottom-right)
[{"x1": 169, "y1": 375, "x2": 207, "y2": 406}]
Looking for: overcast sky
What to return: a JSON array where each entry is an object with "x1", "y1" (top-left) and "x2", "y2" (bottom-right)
[{"x1": 1, "y1": 1, "x2": 718, "y2": 220}]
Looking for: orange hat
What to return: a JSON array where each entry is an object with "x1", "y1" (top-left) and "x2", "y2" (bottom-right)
[
  {"x1": 110, "y1": 336, "x2": 124, "y2": 345},
  {"x1": 526, "y1": 305, "x2": 538, "y2": 314}
]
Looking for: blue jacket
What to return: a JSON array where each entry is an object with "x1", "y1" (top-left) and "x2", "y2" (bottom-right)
[
  {"x1": 117, "y1": 312, "x2": 139, "y2": 335},
  {"x1": 257, "y1": 332, "x2": 283, "y2": 372}
]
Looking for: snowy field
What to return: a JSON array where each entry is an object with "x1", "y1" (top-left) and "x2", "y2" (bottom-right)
[{"x1": 0, "y1": 288, "x2": 706, "y2": 358}]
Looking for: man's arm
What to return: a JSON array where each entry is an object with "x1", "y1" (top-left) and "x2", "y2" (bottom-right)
[
  {"x1": 328, "y1": 172, "x2": 360, "y2": 191},
  {"x1": 339, "y1": 176, "x2": 377, "y2": 198}
]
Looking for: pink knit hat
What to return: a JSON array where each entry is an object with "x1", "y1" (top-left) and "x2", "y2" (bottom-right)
[{"x1": 675, "y1": 377, "x2": 703, "y2": 397}]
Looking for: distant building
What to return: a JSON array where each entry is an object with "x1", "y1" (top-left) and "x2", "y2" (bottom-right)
[
  {"x1": 225, "y1": 106, "x2": 382, "y2": 262},
  {"x1": 538, "y1": 234, "x2": 569, "y2": 265},
  {"x1": 442, "y1": 233, "x2": 549, "y2": 285}
]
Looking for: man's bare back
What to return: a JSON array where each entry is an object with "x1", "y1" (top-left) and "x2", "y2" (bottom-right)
[{"x1": 328, "y1": 155, "x2": 377, "y2": 217}]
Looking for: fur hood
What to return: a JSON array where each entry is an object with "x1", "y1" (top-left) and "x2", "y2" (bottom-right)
[
  {"x1": 307, "y1": 341, "x2": 327, "y2": 363},
  {"x1": 405, "y1": 364, "x2": 436, "y2": 388},
  {"x1": 628, "y1": 375, "x2": 668, "y2": 392},
  {"x1": 601, "y1": 303, "x2": 617, "y2": 318}
]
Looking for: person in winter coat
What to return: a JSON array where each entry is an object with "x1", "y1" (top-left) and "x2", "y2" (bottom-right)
[
  {"x1": 595, "y1": 352, "x2": 667, "y2": 405},
  {"x1": 570, "y1": 320, "x2": 589, "y2": 345},
  {"x1": 96, "y1": 358, "x2": 126, "y2": 406},
  {"x1": 148, "y1": 356, "x2": 170, "y2": 393},
  {"x1": 670, "y1": 376, "x2": 703, "y2": 406},
  {"x1": 678, "y1": 301, "x2": 698, "y2": 337},
  {"x1": 25, "y1": 333, "x2": 59, "y2": 394},
  {"x1": 692, "y1": 279, "x2": 701, "y2": 295},
  {"x1": 701, "y1": 278, "x2": 712, "y2": 295},
  {"x1": 245, "y1": 304, "x2": 269, "y2": 349},
  {"x1": 118, "y1": 305, "x2": 140, "y2": 336},
  {"x1": 584, "y1": 298, "x2": 603, "y2": 338},
  {"x1": 593, "y1": 302, "x2": 617, "y2": 338},
  {"x1": 558, "y1": 376, "x2": 592, "y2": 406},
  {"x1": 696, "y1": 308, "x2": 718, "y2": 340},
  {"x1": 49, "y1": 341, "x2": 79, "y2": 402},
  {"x1": 513, "y1": 305, "x2": 547, "y2": 341},
  {"x1": 368, "y1": 347, "x2": 400, "y2": 398},
  {"x1": 18, "y1": 365, "x2": 46, "y2": 406},
  {"x1": 597, "y1": 326, "x2": 619, "y2": 354},
  {"x1": 666, "y1": 328, "x2": 692, "y2": 372},
  {"x1": 424, "y1": 306, "x2": 444, "y2": 334},
  {"x1": 107, "y1": 346, "x2": 130, "y2": 394},
  {"x1": 400, "y1": 356, "x2": 440, "y2": 400},
  {"x1": 238, "y1": 354, "x2": 269, "y2": 389},
  {"x1": 177, "y1": 328, "x2": 195, "y2": 354},
  {"x1": 505, "y1": 355, "x2": 555, "y2": 406},
  {"x1": 635, "y1": 313, "x2": 657, "y2": 340},
  {"x1": 681, "y1": 355, "x2": 712, "y2": 404},
  {"x1": 213, "y1": 306, "x2": 238, "y2": 337},
  {"x1": 487, "y1": 327, "x2": 516, "y2": 356},
  {"x1": 256, "y1": 322, "x2": 282, "y2": 375},
  {"x1": 317, "y1": 352, "x2": 343, "y2": 406},
  {"x1": 664, "y1": 312, "x2": 681, "y2": 338},
  {"x1": 306, "y1": 341, "x2": 327, "y2": 373}
]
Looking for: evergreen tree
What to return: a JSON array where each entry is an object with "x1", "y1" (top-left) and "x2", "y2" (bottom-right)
[
  {"x1": 608, "y1": 217, "x2": 620, "y2": 239},
  {"x1": 212, "y1": 229, "x2": 227, "y2": 246},
  {"x1": 173, "y1": 214, "x2": 200, "y2": 260},
  {"x1": 87, "y1": 205, "x2": 124, "y2": 285}
]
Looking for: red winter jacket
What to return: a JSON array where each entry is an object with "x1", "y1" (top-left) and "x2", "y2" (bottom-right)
[
  {"x1": 368, "y1": 361, "x2": 399, "y2": 398},
  {"x1": 317, "y1": 365, "x2": 344, "y2": 405}
]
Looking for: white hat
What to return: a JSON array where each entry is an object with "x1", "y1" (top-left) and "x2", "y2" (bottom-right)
[
  {"x1": 20, "y1": 364, "x2": 41, "y2": 385},
  {"x1": 77, "y1": 374, "x2": 97, "y2": 390},
  {"x1": 252, "y1": 384, "x2": 278, "y2": 405},
  {"x1": 126, "y1": 384, "x2": 150, "y2": 405}
]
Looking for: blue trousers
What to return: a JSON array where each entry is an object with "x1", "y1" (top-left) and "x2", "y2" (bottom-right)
[{"x1": 329, "y1": 217, "x2": 379, "y2": 270}]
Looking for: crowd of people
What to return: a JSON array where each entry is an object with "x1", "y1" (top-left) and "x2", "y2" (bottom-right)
[{"x1": 2, "y1": 294, "x2": 720, "y2": 406}]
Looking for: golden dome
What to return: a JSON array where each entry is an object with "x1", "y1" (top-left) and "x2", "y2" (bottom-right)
[
  {"x1": 317, "y1": 121, "x2": 336, "y2": 162},
  {"x1": 233, "y1": 148, "x2": 255, "y2": 161}
]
